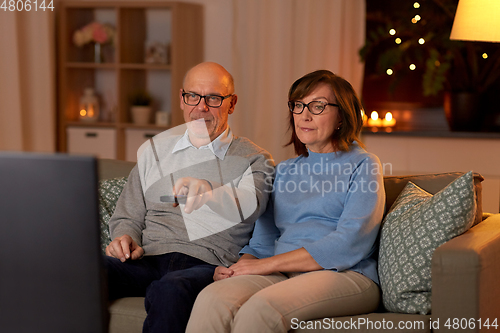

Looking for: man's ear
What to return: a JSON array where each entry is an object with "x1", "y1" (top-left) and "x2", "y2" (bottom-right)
[
  {"x1": 228, "y1": 94, "x2": 238, "y2": 114},
  {"x1": 179, "y1": 89, "x2": 184, "y2": 110}
]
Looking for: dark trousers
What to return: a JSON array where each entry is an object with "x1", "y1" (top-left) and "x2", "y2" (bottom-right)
[{"x1": 105, "y1": 252, "x2": 216, "y2": 333}]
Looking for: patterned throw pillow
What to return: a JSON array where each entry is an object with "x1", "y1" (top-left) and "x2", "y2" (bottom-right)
[
  {"x1": 378, "y1": 171, "x2": 476, "y2": 314},
  {"x1": 97, "y1": 177, "x2": 128, "y2": 252}
]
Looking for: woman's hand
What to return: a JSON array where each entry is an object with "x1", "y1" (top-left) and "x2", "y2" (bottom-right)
[
  {"x1": 229, "y1": 257, "x2": 275, "y2": 277},
  {"x1": 228, "y1": 249, "x2": 322, "y2": 277}
]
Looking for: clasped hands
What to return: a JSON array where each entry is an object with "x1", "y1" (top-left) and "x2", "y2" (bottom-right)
[{"x1": 214, "y1": 255, "x2": 274, "y2": 281}]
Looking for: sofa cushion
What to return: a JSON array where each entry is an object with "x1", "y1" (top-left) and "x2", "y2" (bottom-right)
[
  {"x1": 383, "y1": 172, "x2": 484, "y2": 227},
  {"x1": 97, "y1": 177, "x2": 128, "y2": 252},
  {"x1": 109, "y1": 297, "x2": 147, "y2": 333},
  {"x1": 378, "y1": 171, "x2": 476, "y2": 315}
]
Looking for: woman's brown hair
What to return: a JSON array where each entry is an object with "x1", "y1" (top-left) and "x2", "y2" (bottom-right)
[{"x1": 286, "y1": 70, "x2": 365, "y2": 156}]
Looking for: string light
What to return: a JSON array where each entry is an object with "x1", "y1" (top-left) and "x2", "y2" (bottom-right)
[
  {"x1": 371, "y1": 111, "x2": 379, "y2": 120},
  {"x1": 414, "y1": 2, "x2": 420, "y2": 8},
  {"x1": 409, "y1": 64, "x2": 416, "y2": 70},
  {"x1": 418, "y1": 38, "x2": 425, "y2": 44},
  {"x1": 483, "y1": 53, "x2": 488, "y2": 59},
  {"x1": 389, "y1": 29, "x2": 396, "y2": 35},
  {"x1": 395, "y1": 38, "x2": 402, "y2": 44},
  {"x1": 386, "y1": 69, "x2": 393, "y2": 75}
]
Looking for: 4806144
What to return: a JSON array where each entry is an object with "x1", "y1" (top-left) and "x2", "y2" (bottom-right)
[{"x1": 1, "y1": 0, "x2": 54, "y2": 11}]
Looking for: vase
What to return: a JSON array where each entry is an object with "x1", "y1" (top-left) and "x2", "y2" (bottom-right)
[
  {"x1": 94, "y1": 43, "x2": 103, "y2": 63},
  {"x1": 443, "y1": 92, "x2": 482, "y2": 132},
  {"x1": 131, "y1": 106, "x2": 152, "y2": 125}
]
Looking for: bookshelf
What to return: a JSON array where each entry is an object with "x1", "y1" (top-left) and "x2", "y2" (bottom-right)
[{"x1": 57, "y1": 1, "x2": 203, "y2": 160}]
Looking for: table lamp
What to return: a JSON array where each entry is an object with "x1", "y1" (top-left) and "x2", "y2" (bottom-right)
[{"x1": 450, "y1": 0, "x2": 500, "y2": 43}]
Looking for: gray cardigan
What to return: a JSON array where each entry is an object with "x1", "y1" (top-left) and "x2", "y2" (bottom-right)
[{"x1": 109, "y1": 135, "x2": 274, "y2": 267}]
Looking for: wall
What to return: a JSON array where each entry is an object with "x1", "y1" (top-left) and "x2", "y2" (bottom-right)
[{"x1": 363, "y1": 134, "x2": 500, "y2": 214}]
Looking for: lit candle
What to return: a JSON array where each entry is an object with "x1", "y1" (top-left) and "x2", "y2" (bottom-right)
[
  {"x1": 367, "y1": 111, "x2": 382, "y2": 127},
  {"x1": 361, "y1": 110, "x2": 368, "y2": 126},
  {"x1": 382, "y1": 112, "x2": 396, "y2": 127}
]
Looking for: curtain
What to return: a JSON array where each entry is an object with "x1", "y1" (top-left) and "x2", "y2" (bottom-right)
[
  {"x1": 230, "y1": 0, "x2": 366, "y2": 163},
  {"x1": 0, "y1": 10, "x2": 56, "y2": 152}
]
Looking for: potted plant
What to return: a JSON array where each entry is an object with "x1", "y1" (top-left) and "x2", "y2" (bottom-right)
[
  {"x1": 360, "y1": 0, "x2": 500, "y2": 131},
  {"x1": 129, "y1": 90, "x2": 153, "y2": 125}
]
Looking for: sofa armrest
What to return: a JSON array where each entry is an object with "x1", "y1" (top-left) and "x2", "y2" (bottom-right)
[
  {"x1": 431, "y1": 214, "x2": 500, "y2": 332},
  {"x1": 98, "y1": 159, "x2": 135, "y2": 180}
]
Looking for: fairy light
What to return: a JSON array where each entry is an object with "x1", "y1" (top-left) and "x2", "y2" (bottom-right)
[
  {"x1": 414, "y1": 2, "x2": 420, "y2": 8},
  {"x1": 386, "y1": 69, "x2": 393, "y2": 75},
  {"x1": 385, "y1": 112, "x2": 393, "y2": 121},
  {"x1": 418, "y1": 38, "x2": 425, "y2": 44},
  {"x1": 371, "y1": 111, "x2": 379, "y2": 120},
  {"x1": 483, "y1": 53, "x2": 488, "y2": 59},
  {"x1": 395, "y1": 38, "x2": 402, "y2": 44},
  {"x1": 415, "y1": 15, "x2": 421, "y2": 21},
  {"x1": 389, "y1": 29, "x2": 396, "y2": 35},
  {"x1": 409, "y1": 64, "x2": 416, "y2": 70}
]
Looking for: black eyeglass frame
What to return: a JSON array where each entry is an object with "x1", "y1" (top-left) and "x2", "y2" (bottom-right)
[
  {"x1": 288, "y1": 100, "x2": 339, "y2": 115},
  {"x1": 182, "y1": 90, "x2": 233, "y2": 108}
]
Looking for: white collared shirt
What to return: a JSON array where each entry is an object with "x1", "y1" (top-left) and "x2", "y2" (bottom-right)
[{"x1": 172, "y1": 126, "x2": 233, "y2": 160}]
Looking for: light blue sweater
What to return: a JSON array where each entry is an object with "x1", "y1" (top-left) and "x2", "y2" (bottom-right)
[{"x1": 241, "y1": 144, "x2": 385, "y2": 283}]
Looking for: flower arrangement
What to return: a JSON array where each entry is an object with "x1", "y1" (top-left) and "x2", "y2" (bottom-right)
[{"x1": 73, "y1": 22, "x2": 116, "y2": 47}]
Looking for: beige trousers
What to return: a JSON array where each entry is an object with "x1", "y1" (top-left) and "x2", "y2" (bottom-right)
[{"x1": 186, "y1": 270, "x2": 380, "y2": 333}]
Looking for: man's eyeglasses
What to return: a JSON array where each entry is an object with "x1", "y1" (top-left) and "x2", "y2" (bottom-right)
[
  {"x1": 288, "y1": 101, "x2": 339, "y2": 115},
  {"x1": 182, "y1": 90, "x2": 233, "y2": 108}
]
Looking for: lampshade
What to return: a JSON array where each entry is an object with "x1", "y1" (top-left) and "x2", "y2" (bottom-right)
[{"x1": 450, "y1": 0, "x2": 500, "y2": 42}]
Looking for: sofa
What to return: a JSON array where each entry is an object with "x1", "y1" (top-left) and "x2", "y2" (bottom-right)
[{"x1": 98, "y1": 159, "x2": 500, "y2": 333}]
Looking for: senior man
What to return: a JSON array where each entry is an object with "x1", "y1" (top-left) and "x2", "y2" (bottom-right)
[{"x1": 105, "y1": 62, "x2": 274, "y2": 333}]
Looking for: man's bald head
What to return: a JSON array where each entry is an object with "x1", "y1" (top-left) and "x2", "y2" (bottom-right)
[{"x1": 183, "y1": 62, "x2": 235, "y2": 95}]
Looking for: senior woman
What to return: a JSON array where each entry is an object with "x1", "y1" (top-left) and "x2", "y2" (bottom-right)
[{"x1": 186, "y1": 70, "x2": 385, "y2": 333}]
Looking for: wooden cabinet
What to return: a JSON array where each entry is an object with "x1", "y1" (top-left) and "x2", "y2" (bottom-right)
[
  {"x1": 57, "y1": 1, "x2": 203, "y2": 160},
  {"x1": 125, "y1": 128, "x2": 163, "y2": 162},
  {"x1": 67, "y1": 127, "x2": 117, "y2": 159}
]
